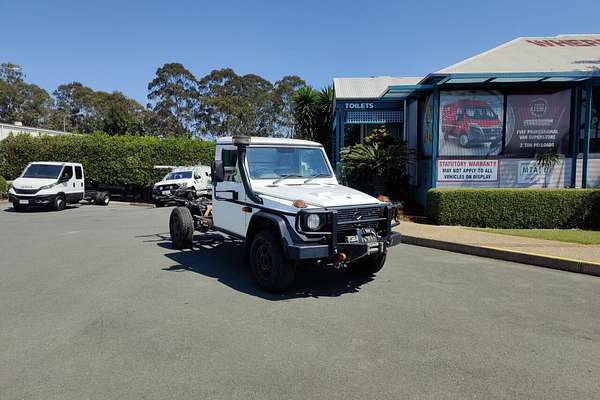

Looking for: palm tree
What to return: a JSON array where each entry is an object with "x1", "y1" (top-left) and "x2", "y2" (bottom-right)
[{"x1": 291, "y1": 86, "x2": 319, "y2": 141}]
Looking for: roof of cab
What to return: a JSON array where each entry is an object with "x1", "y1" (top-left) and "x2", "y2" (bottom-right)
[
  {"x1": 30, "y1": 161, "x2": 81, "y2": 166},
  {"x1": 216, "y1": 136, "x2": 323, "y2": 147}
]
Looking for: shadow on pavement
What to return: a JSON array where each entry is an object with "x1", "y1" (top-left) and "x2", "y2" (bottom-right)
[
  {"x1": 3, "y1": 204, "x2": 79, "y2": 213},
  {"x1": 141, "y1": 232, "x2": 374, "y2": 300}
]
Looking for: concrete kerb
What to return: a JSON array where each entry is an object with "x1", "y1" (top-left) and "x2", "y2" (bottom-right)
[{"x1": 400, "y1": 235, "x2": 600, "y2": 277}]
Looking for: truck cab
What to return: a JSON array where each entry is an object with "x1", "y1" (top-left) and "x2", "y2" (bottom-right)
[
  {"x1": 152, "y1": 165, "x2": 211, "y2": 206},
  {"x1": 8, "y1": 162, "x2": 85, "y2": 211},
  {"x1": 441, "y1": 99, "x2": 502, "y2": 147},
  {"x1": 169, "y1": 136, "x2": 401, "y2": 292}
]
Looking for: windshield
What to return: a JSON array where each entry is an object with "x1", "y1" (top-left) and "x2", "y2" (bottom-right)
[
  {"x1": 247, "y1": 147, "x2": 332, "y2": 180},
  {"x1": 465, "y1": 106, "x2": 497, "y2": 120},
  {"x1": 22, "y1": 164, "x2": 63, "y2": 179},
  {"x1": 166, "y1": 171, "x2": 193, "y2": 180}
]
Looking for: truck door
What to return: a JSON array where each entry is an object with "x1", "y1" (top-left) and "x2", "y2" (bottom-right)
[
  {"x1": 59, "y1": 165, "x2": 75, "y2": 202},
  {"x1": 212, "y1": 146, "x2": 247, "y2": 237},
  {"x1": 74, "y1": 165, "x2": 85, "y2": 200}
]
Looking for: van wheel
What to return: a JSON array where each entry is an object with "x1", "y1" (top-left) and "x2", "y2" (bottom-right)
[
  {"x1": 349, "y1": 253, "x2": 386, "y2": 276},
  {"x1": 458, "y1": 134, "x2": 469, "y2": 147},
  {"x1": 53, "y1": 194, "x2": 66, "y2": 211},
  {"x1": 169, "y1": 207, "x2": 194, "y2": 249},
  {"x1": 12, "y1": 201, "x2": 26, "y2": 212},
  {"x1": 155, "y1": 201, "x2": 164, "y2": 208},
  {"x1": 96, "y1": 191, "x2": 110, "y2": 206},
  {"x1": 249, "y1": 230, "x2": 296, "y2": 292}
]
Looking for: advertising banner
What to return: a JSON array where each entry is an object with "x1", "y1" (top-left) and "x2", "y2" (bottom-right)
[
  {"x1": 517, "y1": 160, "x2": 553, "y2": 184},
  {"x1": 439, "y1": 91, "x2": 504, "y2": 157},
  {"x1": 437, "y1": 159, "x2": 499, "y2": 182},
  {"x1": 505, "y1": 90, "x2": 571, "y2": 157}
]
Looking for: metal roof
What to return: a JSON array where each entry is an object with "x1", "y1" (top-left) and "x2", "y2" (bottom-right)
[
  {"x1": 438, "y1": 34, "x2": 600, "y2": 75},
  {"x1": 333, "y1": 76, "x2": 422, "y2": 99}
]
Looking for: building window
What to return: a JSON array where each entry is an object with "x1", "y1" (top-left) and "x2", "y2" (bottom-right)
[{"x1": 579, "y1": 87, "x2": 600, "y2": 153}]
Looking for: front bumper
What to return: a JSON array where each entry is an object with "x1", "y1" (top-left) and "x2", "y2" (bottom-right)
[
  {"x1": 286, "y1": 232, "x2": 401, "y2": 261},
  {"x1": 8, "y1": 193, "x2": 56, "y2": 205}
]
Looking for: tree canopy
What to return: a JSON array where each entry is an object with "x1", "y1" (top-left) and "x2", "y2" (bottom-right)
[{"x1": 0, "y1": 61, "x2": 330, "y2": 143}]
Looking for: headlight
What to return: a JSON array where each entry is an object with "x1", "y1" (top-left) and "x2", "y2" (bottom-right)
[
  {"x1": 39, "y1": 182, "x2": 58, "y2": 190},
  {"x1": 306, "y1": 214, "x2": 323, "y2": 231}
]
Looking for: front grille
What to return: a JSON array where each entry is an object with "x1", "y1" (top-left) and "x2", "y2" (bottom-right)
[
  {"x1": 336, "y1": 206, "x2": 382, "y2": 223},
  {"x1": 13, "y1": 188, "x2": 39, "y2": 194},
  {"x1": 335, "y1": 206, "x2": 384, "y2": 235},
  {"x1": 158, "y1": 184, "x2": 179, "y2": 191}
]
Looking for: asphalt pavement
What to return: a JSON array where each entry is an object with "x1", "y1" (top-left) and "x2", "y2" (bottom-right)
[{"x1": 1, "y1": 202, "x2": 599, "y2": 399}]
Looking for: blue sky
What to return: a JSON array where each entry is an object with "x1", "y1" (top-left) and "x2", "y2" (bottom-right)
[{"x1": 2, "y1": 0, "x2": 599, "y2": 104}]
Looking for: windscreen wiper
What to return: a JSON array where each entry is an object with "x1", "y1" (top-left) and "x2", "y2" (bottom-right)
[
  {"x1": 303, "y1": 173, "x2": 330, "y2": 184},
  {"x1": 272, "y1": 174, "x2": 303, "y2": 184}
]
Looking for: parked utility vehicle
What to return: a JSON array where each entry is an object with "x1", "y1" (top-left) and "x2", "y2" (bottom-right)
[
  {"x1": 152, "y1": 165, "x2": 211, "y2": 207},
  {"x1": 168, "y1": 136, "x2": 400, "y2": 292},
  {"x1": 8, "y1": 161, "x2": 110, "y2": 211}
]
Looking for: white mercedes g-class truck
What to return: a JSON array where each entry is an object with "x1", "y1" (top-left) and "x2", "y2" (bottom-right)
[
  {"x1": 8, "y1": 161, "x2": 110, "y2": 211},
  {"x1": 168, "y1": 136, "x2": 400, "y2": 292},
  {"x1": 152, "y1": 165, "x2": 211, "y2": 207}
]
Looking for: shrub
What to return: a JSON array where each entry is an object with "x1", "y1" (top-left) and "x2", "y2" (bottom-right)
[
  {"x1": 341, "y1": 127, "x2": 412, "y2": 199},
  {"x1": 0, "y1": 133, "x2": 215, "y2": 188},
  {"x1": 0, "y1": 176, "x2": 7, "y2": 199},
  {"x1": 427, "y1": 188, "x2": 600, "y2": 229}
]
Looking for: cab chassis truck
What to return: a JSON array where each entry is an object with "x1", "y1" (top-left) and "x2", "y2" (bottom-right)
[{"x1": 168, "y1": 136, "x2": 401, "y2": 292}]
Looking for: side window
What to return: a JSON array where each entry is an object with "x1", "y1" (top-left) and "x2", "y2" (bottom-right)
[
  {"x1": 62, "y1": 166, "x2": 73, "y2": 180},
  {"x1": 222, "y1": 149, "x2": 240, "y2": 182},
  {"x1": 75, "y1": 166, "x2": 83, "y2": 180}
]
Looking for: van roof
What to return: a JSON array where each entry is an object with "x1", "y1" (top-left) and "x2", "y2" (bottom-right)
[
  {"x1": 30, "y1": 161, "x2": 81, "y2": 166},
  {"x1": 216, "y1": 136, "x2": 323, "y2": 147}
]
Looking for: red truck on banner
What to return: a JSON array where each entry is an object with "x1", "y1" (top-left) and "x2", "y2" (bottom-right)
[{"x1": 441, "y1": 99, "x2": 503, "y2": 147}]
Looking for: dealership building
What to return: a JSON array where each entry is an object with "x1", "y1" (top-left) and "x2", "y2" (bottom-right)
[{"x1": 332, "y1": 34, "x2": 600, "y2": 204}]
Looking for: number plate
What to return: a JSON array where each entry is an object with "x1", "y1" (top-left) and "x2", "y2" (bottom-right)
[
  {"x1": 19, "y1": 199, "x2": 29, "y2": 204},
  {"x1": 162, "y1": 190, "x2": 170, "y2": 195}
]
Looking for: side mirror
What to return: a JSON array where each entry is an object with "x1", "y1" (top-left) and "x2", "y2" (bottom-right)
[
  {"x1": 59, "y1": 175, "x2": 69, "y2": 183},
  {"x1": 212, "y1": 160, "x2": 225, "y2": 183}
]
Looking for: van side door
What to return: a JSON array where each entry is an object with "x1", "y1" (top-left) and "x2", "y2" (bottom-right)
[{"x1": 74, "y1": 165, "x2": 85, "y2": 200}]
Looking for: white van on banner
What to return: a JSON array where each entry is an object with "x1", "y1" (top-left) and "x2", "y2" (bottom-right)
[{"x1": 437, "y1": 159, "x2": 499, "y2": 182}]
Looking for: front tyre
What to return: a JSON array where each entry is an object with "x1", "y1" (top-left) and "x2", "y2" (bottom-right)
[
  {"x1": 52, "y1": 194, "x2": 66, "y2": 211},
  {"x1": 169, "y1": 206, "x2": 194, "y2": 249},
  {"x1": 349, "y1": 253, "x2": 386, "y2": 275},
  {"x1": 249, "y1": 230, "x2": 296, "y2": 292}
]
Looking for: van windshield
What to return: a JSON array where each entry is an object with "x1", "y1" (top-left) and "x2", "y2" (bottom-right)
[
  {"x1": 22, "y1": 164, "x2": 63, "y2": 179},
  {"x1": 465, "y1": 106, "x2": 497, "y2": 120},
  {"x1": 166, "y1": 171, "x2": 192, "y2": 180},
  {"x1": 246, "y1": 147, "x2": 332, "y2": 180}
]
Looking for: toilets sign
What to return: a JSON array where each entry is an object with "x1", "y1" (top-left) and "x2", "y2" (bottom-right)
[{"x1": 438, "y1": 159, "x2": 499, "y2": 182}]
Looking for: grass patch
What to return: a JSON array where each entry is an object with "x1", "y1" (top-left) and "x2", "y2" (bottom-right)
[{"x1": 472, "y1": 228, "x2": 600, "y2": 245}]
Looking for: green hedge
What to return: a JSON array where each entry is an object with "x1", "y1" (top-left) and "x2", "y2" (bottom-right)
[
  {"x1": 427, "y1": 188, "x2": 600, "y2": 229},
  {"x1": 0, "y1": 176, "x2": 7, "y2": 199},
  {"x1": 0, "y1": 133, "x2": 215, "y2": 188}
]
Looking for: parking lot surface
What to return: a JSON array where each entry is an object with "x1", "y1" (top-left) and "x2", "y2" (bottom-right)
[{"x1": 1, "y1": 202, "x2": 599, "y2": 399}]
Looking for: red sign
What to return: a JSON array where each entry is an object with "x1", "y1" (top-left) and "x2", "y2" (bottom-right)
[{"x1": 526, "y1": 39, "x2": 600, "y2": 47}]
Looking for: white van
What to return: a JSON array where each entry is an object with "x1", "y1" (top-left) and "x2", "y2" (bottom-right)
[{"x1": 8, "y1": 161, "x2": 107, "y2": 211}]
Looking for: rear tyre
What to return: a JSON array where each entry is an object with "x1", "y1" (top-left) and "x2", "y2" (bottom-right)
[
  {"x1": 96, "y1": 191, "x2": 110, "y2": 206},
  {"x1": 249, "y1": 230, "x2": 296, "y2": 292},
  {"x1": 52, "y1": 194, "x2": 66, "y2": 211},
  {"x1": 12, "y1": 201, "x2": 26, "y2": 212},
  {"x1": 155, "y1": 201, "x2": 164, "y2": 208},
  {"x1": 349, "y1": 253, "x2": 386, "y2": 276},
  {"x1": 169, "y1": 206, "x2": 194, "y2": 249}
]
